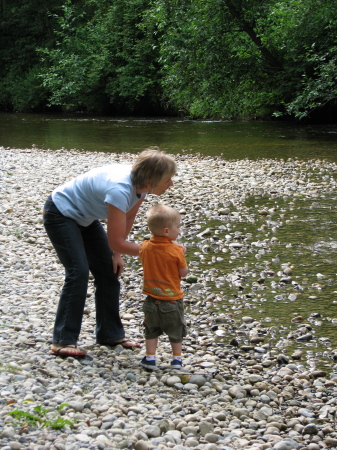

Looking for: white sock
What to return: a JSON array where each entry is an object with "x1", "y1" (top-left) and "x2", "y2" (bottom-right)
[{"x1": 146, "y1": 354, "x2": 156, "y2": 361}]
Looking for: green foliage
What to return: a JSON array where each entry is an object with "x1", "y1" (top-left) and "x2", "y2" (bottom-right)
[
  {"x1": 0, "y1": 0, "x2": 63, "y2": 111},
  {"x1": 281, "y1": 46, "x2": 337, "y2": 119},
  {"x1": 99, "y1": 0, "x2": 162, "y2": 111},
  {"x1": 151, "y1": 0, "x2": 280, "y2": 118},
  {"x1": 38, "y1": 0, "x2": 105, "y2": 111},
  {"x1": 0, "y1": 0, "x2": 336, "y2": 119},
  {"x1": 38, "y1": 0, "x2": 161, "y2": 112},
  {"x1": 265, "y1": 0, "x2": 337, "y2": 118},
  {"x1": 0, "y1": 66, "x2": 48, "y2": 112},
  {"x1": 9, "y1": 404, "x2": 73, "y2": 430},
  {"x1": 151, "y1": 0, "x2": 337, "y2": 119}
]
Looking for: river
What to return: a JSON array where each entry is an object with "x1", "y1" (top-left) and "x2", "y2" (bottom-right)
[
  {"x1": 1, "y1": 112, "x2": 337, "y2": 372},
  {"x1": 1, "y1": 112, "x2": 337, "y2": 161}
]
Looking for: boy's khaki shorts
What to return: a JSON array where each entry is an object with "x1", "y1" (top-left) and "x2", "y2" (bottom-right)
[{"x1": 142, "y1": 296, "x2": 187, "y2": 343}]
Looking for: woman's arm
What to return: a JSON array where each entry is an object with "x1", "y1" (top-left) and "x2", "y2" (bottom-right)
[
  {"x1": 107, "y1": 199, "x2": 144, "y2": 276},
  {"x1": 125, "y1": 197, "x2": 145, "y2": 238},
  {"x1": 107, "y1": 199, "x2": 144, "y2": 256}
]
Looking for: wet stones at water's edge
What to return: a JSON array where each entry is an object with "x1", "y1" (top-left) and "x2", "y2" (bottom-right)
[{"x1": 1, "y1": 147, "x2": 337, "y2": 450}]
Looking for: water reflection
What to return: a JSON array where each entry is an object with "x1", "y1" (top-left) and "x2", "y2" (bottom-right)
[{"x1": 1, "y1": 112, "x2": 337, "y2": 161}]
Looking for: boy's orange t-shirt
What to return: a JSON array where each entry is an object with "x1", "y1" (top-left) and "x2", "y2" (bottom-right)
[{"x1": 139, "y1": 236, "x2": 187, "y2": 300}]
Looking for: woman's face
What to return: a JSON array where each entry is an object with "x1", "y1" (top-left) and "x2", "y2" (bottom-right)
[{"x1": 151, "y1": 174, "x2": 174, "y2": 195}]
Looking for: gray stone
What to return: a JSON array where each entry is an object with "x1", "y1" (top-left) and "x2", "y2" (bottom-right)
[
  {"x1": 204, "y1": 433, "x2": 219, "y2": 443},
  {"x1": 325, "y1": 437, "x2": 337, "y2": 447},
  {"x1": 298, "y1": 408, "x2": 315, "y2": 418},
  {"x1": 102, "y1": 414, "x2": 118, "y2": 422},
  {"x1": 248, "y1": 374, "x2": 263, "y2": 384},
  {"x1": 303, "y1": 423, "x2": 318, "y2": 435},
  {"x1": 233, "y1": 408, "x2": 251, "y2": 418},
  {"x1": 214, "y1": 411, "x2": 227, "y2": 421},
  {"x1": 274, "y1": 439, "x2": 299, "y2": 450},
  {"x1": 142, "y1": 425, "x2": 161, "y2": 438},
  {"x1": 134, "y1": 440, "x2": 151, "y2": 450},
  {"x1": 228, "y1": 385, "x2": 247, "y2": 399},
  {"x1": 165, "y1": 430, "x2": 182, "y2": 444},
  {"x1": 189, "y1": 374, "x2": 207, "y2": 387},
  {"x1": 1, "y1": 427, "x2": 15, "y2": 439},
  {"x1": 166, "y1": 375, "x2": 181, "y2": 386},
  {"x1": 183, "y1": 383, "x2": 199, "y2": 391},
  {"x1": 67, "y1": 401, "x2": 84, "y2": 412},
  {"x1": 8, "y1": 443, "x2": 23, "y2": 450},
  {"x1": 199, "y1": 421, "x2": 214, "y2": 436},
  {"x1": 185, "y1": 437, "x2": 199, "y2": 447}
]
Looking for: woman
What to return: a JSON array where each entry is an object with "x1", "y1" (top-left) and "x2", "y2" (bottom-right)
[{"x1": 43, "y1": 148, "x2": 177, "y2": 356}]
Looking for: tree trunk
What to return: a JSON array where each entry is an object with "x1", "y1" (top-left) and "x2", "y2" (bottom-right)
[{"x1": 223, "y1": 0, "x2": 283, "y2": 71}]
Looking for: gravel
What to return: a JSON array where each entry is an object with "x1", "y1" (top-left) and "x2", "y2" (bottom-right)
[{"x1": 1, "y1": 147, "x2": 337, "y2": 450}]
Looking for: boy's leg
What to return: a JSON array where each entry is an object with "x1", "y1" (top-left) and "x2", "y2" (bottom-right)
[
  {"x1": 158, "y1": 299, "x2": 186, "y2": 368},
  {"x1": 140, "y1": 337, "x2": 158, "y2": 370},
  {"x1": 145, "y1": 337, "x2": 158, "y2": 355},
  {"x1": 170, "y1": 341, "x2": 182, "y2": 356},
  {"x1": 170, "y1": 341, "x2": 183, "y2": 369}
]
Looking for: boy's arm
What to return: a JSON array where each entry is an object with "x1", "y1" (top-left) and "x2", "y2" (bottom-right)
[
  {"x1": 178, "y1": 244, "x2": 188, "y2": 278},
  {"x1": 179, "y1": 266, "x2": 188, "y2": 278}
]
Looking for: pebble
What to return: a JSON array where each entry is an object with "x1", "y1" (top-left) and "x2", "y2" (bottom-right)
[{"x1": 1, "y1": 147, "x2": 337, "y2": 449}]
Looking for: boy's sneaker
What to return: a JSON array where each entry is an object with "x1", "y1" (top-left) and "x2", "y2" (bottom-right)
[
  {"x1": 139, "y1": 356, "x2": 157, "y2": 370},
  {"x1": 171, "y1": 359, "x2": 183, "y2": 370}
]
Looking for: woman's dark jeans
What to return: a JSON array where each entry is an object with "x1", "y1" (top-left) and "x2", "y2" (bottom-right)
[{"x1": 43, "y1": 196, "x2": 124, "y2": 345}]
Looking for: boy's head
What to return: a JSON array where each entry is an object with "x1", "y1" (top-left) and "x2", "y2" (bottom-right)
[{"x1": 147, "y1": 204, "x2": 181, "y2": 240}]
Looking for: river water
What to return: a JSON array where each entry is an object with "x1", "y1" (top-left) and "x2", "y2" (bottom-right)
[
  {"x1": 1, "y1": 113, "x2": 337, "y2": 161},
  {"x1": 2, "y1": 112, "x2": 337, "y2": 371}
]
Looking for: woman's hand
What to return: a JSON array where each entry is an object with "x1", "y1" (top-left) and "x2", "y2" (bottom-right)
[{"x1": 112, "y1": 252, "x2": 125, "y2": 278}]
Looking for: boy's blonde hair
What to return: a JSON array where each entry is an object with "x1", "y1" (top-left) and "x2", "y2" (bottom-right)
[
  {"x1": 147, "y1": 204, "x2": 180, "y2": 235},
  {"x1": 131, "y1": 148, "x2": 177, "y2": 189}
]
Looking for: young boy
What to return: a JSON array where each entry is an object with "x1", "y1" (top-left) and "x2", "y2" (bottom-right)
[{"x1": 139, "y1": 204, "x2": 188, "y2": 370}]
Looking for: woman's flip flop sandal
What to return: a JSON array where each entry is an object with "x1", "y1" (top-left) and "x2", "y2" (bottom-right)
[
  {"x1": 100, "y1": 339, "x2": 141, "y2": 349},
  {"x1": 50, "y1": 345, "x2": 87, "y2": 357}
]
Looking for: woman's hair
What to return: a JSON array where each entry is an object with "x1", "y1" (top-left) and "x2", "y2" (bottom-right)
[
  {"x1": 131, "y1": 148, "x2": 177, "y2": 189},
  {"x1": 147, "y1": 204, "x2": 180, "y2": 235}
]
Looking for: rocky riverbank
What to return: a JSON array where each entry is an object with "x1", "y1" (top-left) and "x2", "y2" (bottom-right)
[{"x1": 1, "y1": 147, "x2": 337, "y2": 450}]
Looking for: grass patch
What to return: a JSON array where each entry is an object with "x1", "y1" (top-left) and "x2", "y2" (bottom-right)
[
  {"x1": 9, "y1": 404, "x2": 74, "y2": 430},
  {"x1": 0, "y1": 363, "x2": 22, "y2": 374}
]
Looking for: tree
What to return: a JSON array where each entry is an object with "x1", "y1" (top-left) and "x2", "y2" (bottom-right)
[
  {"x1": 223, "y1": 0, "x2": 283, "y2": 71},
  {"x1": 0, "y1": 0, "x2": 336, "y2": 119},
  {"x1": 0, "y1": 0, "x2": 64, "y2": 111},
  {"x1": 149, "y1": 0, "x2": 281, "y2": 118},
  {"x1": 39, "y1": 0, "x2": 162, "y2": 113},
  {"x1": 149, "y1": 0, "x2": 337, "y2": 119},
  {"x1": 267, "y1": 0, "x2": 337, "y2": 119}
]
